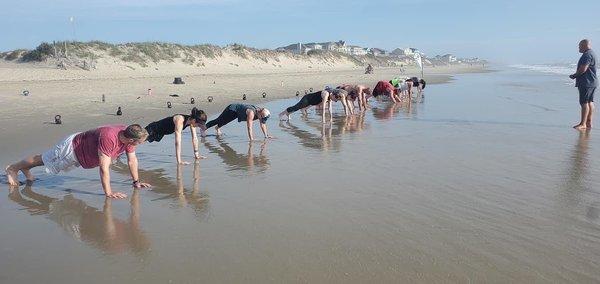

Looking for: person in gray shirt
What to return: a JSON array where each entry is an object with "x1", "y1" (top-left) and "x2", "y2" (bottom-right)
[
  {"x1": 205, "y1": 103, "x2": 273, "y2": 141},
  {"x1": 570, "y1": 39, "x2": 597, "y2": 130}
]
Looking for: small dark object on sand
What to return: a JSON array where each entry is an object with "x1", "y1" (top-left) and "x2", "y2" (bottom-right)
[
  {"x1": 191, "y1": 98, "x2": 195, "y2": 104},
  {"x1": 242, "y1": 94, "x2": 247, "y2": 100},
  {"x1": 23, "y1": 90, "x2": 30, "y2": 96},
  {"x1": 54, "y1": 115, "x2": 62, "y2": 124},
  {"x1": 167, "y1": 102, "x2": 172, "y2": 108},
  {"x1": 309, "y1": 88, "x2": 313, "y2": 92},
  {"x1": 102, "y1": 94, "x2": 105, "y2": 102},
  {"x1": 262, "y1": 92, "x2": 267, "y2": 98},
  {"x1": 116, "y1": 107, "x2": 122, "y2": 116},
  {"x1": 208, "y1": 96, "x2": 214, "y2": 102},
  {"x1": 173, "y1": 77, "x2": 185, "y2": 84},
  {"x1": 296, "y1": 91, "x2": 300, "y2": 97},
  {"x1": 169, "y1": 94, "x2": 180, "y2": 97}
]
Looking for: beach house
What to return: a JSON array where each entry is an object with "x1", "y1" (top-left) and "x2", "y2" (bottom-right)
[
  {"x1": 369, "y1": 48, "x2": 387, "y2": 56},
  {"x1": 349, "y1": 46, "x2": 368, "y2": 56}
]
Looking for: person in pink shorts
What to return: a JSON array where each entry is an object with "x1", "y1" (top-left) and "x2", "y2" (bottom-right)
[{"x1": 5, "y1": 124, "x2": 151, "y2": 199}]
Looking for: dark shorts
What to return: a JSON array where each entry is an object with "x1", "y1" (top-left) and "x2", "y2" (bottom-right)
[{"x1": 578, "y1": 86, "x2": 596, "y2": 104}]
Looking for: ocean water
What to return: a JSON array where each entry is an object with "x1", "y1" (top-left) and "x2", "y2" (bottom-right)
[{"x1": 1, "y1": 66, "x2": 599, "y2": 283}]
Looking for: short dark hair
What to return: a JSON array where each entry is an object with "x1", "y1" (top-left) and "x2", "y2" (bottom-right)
[
  {"x1": 124, "y1": 124, "x2": 148, "y2": 140},
  {"x1": 419, "y1": 79, "x2": 426, "y2": 89}
]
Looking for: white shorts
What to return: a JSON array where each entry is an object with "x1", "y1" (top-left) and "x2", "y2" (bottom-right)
[{"x1": 41, "y1": 133, "x2": 81, "y2": 174}]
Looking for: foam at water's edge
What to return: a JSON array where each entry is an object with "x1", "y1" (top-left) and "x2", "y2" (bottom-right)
[{"x1": 510, "y1": 64, "x2": 576, "y2": 75}]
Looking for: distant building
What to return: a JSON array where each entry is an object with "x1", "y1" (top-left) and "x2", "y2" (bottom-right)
[
  {"x1": 276, "y1": 43, "x2": 303, "y2": 54},
  {"x1": 433, "y1": 54, "x2": 457, "y2": 63},
  {"x1": 369, "y1": 48, "x2": 387, "y2": 56},
  {"x1": 349, "y1": 45, "x2": 368, "y2": 56},
  {"x1": 277, "y1": 40, "x2": 393, "y2": 56},
  {"x1": 390, "y1": 47, "x2": 415, "y2": 57},
  {"x1": 304, "y1": 43, "x2": 322, "y2": 50},
  {"x1": 320, "y1": 40, "x2": 347, "y2": 53},
  {"x1": 442, "y1": 54, "x2": 457, "y2": 63}
]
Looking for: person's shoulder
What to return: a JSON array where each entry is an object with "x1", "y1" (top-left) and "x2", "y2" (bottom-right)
[
  {"x1": 98, "y1": 124, "x2": 126, "y2": 134},
  {"x1": 583, "y1": 49, "x2": 594, "y2": 57}
]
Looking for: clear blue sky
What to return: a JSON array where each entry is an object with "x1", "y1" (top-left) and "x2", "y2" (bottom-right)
[{"x1": 1, "y1": 0, "x2": 599, "y2": 63}]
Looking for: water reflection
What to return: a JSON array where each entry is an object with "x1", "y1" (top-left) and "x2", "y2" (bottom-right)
[
  {"x1": 371, "y1": 103, "x2": 403, "y2": 121},
  {"x1": 567, "y1": 130, "x2": 591, "y2": 188},
  {"x1": 7, "y1": 183, "x2": 150, "y2": 255},
  {"x1": 112, "y1": 162, "x2": 210, "y2": 219},
  {"x1": 334, "y1": 112, "x2": 368, "y2": 134},
  {"x1": 203, "y1": 137, "x2": 270, "y2": 175},
  {"x1": 561, "y1": 130, "x2": 594, "y2": 217},
  {"x1": 278, "y1": 113, "x2": 368, "y2": 153}
]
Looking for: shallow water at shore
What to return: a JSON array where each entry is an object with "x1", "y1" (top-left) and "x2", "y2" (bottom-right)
[{"x1": 1, "y1": 67, "x2": 600, "y2": 283}]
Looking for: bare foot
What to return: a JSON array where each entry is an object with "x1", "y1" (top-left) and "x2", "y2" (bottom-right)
[
  {"x1": 586, "y1": 120, "x2": 593, "y2": 129},
  {"x1": 573, "y1": 124, "x2": 587, "y2": 130},
  {"x1": 5, "y1": 165, "x2": 19, "y2": 186}
]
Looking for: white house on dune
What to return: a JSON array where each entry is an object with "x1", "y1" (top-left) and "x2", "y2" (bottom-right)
[{"x1": 349, "y1": 46, "x2": 368, "y2": 56}]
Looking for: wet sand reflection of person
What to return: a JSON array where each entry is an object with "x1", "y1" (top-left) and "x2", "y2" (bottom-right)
[
  {"x1": 112, "y1": 161, "x2": 210, "y2": 218},
  {"x1": 7, "y1": 182, "x2": 150, "y2": 255},
  {"x1": 568, "y1": 130, "x2": 591, "y2": 184},
  {"x1": 335, "y1": 112, "x2": 368, "y2": 135},
  {"x1": 561, "y1": 130, "x2": 596, "y2": 219},
  {"x1": 203, "y1": 137, "x2": 270, "y2": 175},
  {"x1": 372, "y1": 103, "x2": 403, "y2": 121},
  {"x1": 175, "y1": 163, "x2": 209, "y2": 216},
  {"x1": 279, "y1": 120, "x2": 329, "y2": 151},
  {"x1": 279, "y1": 113, "x2": 367, "y2": 152}
]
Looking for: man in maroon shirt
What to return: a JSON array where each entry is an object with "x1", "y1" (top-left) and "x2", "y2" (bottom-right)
[{"x1": 5, "y1": 124, "x2": 151, "y2": 198}]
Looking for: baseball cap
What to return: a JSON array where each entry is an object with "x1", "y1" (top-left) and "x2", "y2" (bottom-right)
[{"x1": 260, "y1": 109, "x2": 271, "y2": 123}]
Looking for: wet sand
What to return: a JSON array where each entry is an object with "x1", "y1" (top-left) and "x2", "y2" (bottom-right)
[{"x1": 2, "y1": 67, "x2": 600, "y2": 283}]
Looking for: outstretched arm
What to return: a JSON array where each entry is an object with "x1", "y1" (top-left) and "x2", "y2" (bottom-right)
[
  {"x1": 342, "y1": 95, "x2": 352, "y2": 115},
  {"x1": 127, "y1": 151, "x2": 151, "y2": 189},
  {"x1": 190, "y1": 126, "x2": 205, "y2": 159},
  {"x1": 99, "y1": 151, "x2": 126, "y2": 199},
  {"x1": 321, "y1": 92, "x2": 329, "y2": 123},
  {"x1": 328, "y1": 97, "x2": 333, "y2": 122},
  {"x1": 361, "y1": 89, "x2": 371, "y2": 109},
  {"x1": 260, "y1": 123, "x2": 271, "y2": 139},
  {"x1": 246, "y1": 110, "x2": 255, "y2": 141},
  {"x1": 357, "y1": 87, "x2": 365, "y2": 111}
]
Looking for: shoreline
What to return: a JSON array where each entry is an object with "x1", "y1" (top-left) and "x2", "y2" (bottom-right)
[{"x1": 0, "y1": 64, "x2": 486, "y2": 165}]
